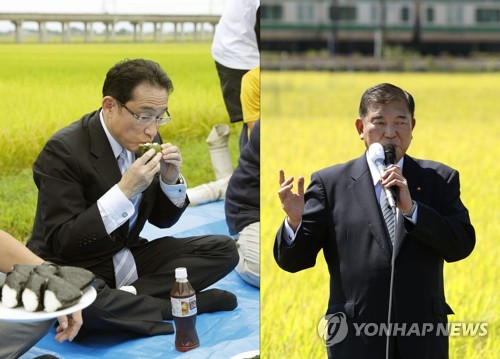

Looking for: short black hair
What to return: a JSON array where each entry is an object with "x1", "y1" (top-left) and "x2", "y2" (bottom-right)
[
  {"x1": 102, "y1": 59, "x2": 173, "y2": 104},
  {"x1": 359, "y1": 83, "x2": 415, "y2": 119}
]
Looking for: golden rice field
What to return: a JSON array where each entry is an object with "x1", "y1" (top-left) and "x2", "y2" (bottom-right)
[{"x1": 261, "y1": 72, "x2": 499, "y2": 358}]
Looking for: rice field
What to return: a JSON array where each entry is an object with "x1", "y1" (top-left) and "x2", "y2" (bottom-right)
[
  {"x1": 0, "y1": 43, "x2": 240, "y2": 240},
  {"x1": 261, "y1": 72, "x2": 499, "y2": 358},
  {"x1": 0, "y1": 42, "x2": 499, "y2": 357},
  {"x1": 0, "y1": 43, "x2": 238, "y2": 175}
]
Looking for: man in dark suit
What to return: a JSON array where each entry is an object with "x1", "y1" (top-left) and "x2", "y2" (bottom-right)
[
  {"x1": 27, "y1": 59, "x2": 238, "y2": 337},
  {"x1": 275, "y1": 83, "x2": 475, "y2": 358}
]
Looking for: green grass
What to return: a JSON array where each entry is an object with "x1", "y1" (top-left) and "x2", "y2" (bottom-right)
[
  {"x1": 0, "y1": 169, "x2": 37, "y2": 242},
  {"x1": 261, "y1": 72, "x2": 499, "y2": 358},
  {"x1": 0, "y1": 43, "x2": 240, "y2": 241}
]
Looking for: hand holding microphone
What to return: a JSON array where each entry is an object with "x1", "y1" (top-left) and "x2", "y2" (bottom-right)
[
  {"x1": 368, "y1": 143, "x2": 397, "y2": 213},
  {"x1": 368, "y1": 143, "x2": 414, "y2": 214}
]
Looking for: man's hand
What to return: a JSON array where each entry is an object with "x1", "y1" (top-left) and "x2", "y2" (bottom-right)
[
  {"x1": 278, "y1": 169, "x2": 305, "y2": 231},
  {"x1": 55, "y1": 311, "x2": 83, "y2": 343},
  {"x1": 118, "y1": 149, "x2": 162, "y2": 198},
  {"x1": 380, "y1": 164, "x2": 413, "y2": 213},
  {"x1": 159, "y1": 143, "x2": 182, "y2": 185}
]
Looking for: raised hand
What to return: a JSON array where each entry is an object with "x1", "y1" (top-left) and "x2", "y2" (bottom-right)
[
  {"x1": 118, "y1": 149, "x2": 162, "y2": 198},
  {"x1": 278, "y1": 169, "x2": 305, "y2": 231},
  {"x1": 159, "y1": 143, "x2": 182, "y2": 185}
]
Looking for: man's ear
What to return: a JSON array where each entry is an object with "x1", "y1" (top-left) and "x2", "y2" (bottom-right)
[
  {"x1": 355, "y1": 118, "x2": 364, "y2": 139},
  {"x1": 102, "y1": 96, "x2": 115, "y2": 112}
]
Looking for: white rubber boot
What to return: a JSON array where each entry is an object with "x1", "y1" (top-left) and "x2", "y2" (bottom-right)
[
  {"x1": 186, "y1": 125, "x2": 233, "y2": 206},
  {"x1": 206, "y1": 124, "x2": 233, "y2": 180},
  {"x1": 186, "y1": 174, "x2": 232, "y2": 206}
]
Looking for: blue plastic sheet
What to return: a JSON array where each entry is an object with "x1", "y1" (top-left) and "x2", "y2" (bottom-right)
[{"x1": 22, "y1": 201, "x2": 259, "y2": 358}]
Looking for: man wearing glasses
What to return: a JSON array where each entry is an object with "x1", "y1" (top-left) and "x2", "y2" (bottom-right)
[{"x1": 26, "y1": 59, "x2": 238, "y2": 338}]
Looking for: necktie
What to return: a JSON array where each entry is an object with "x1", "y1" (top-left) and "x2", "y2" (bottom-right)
[
  {"x1": 380, "y1": 188, "x2": 396, "y2": 247},
  {"x1": 117, "y1": 148, "x2": 129, "y2": 174},
  {"x1": 116, "y1": 149, "x2": 141, "y2": 229},
  {"x1": 113, "y1": 148, "x2": 139, "y2": 288}
]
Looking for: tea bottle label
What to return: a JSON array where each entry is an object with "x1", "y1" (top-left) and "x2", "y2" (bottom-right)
[{"x1": 171, "y1": 295, "x2": 197, "y2": 317}]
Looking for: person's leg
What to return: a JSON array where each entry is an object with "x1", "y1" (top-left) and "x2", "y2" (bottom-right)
[
  {"x1": 131, "y1": 234, "x2": 238, "y2": 297},
  {"x1": 79, "y1": 278, "x2": 173, "y2": 337},
  {"x1": 0, "y1": 320, "x2": 55, "y2": 359},
  {"x1": 77, "y1": 278, "x2": 234, "y2": 338},
  {"x1": 79, "y1": 236, "x2": 238, "y2": 338},
  {"x1": 235, "y1": 221, "x2": 260, "y2": 287},
  {"x1": 214, "y1": 61, "x2": 249, "y2": 123},
  {"x1": 186, "y1": 124, "x2": 233, "y2": 206}
]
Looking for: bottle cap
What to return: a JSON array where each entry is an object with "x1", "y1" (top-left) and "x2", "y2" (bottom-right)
[{"x1": 175, "y1": 267, "x2": 188, "y2": 279}]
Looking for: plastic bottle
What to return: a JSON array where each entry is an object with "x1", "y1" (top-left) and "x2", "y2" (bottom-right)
[{"x1": 170, "y1": 267, "x2": 200, "y2": 352}]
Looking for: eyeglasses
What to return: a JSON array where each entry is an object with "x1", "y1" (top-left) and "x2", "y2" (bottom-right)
[{"x1": 118, "y1": 101, "x2": 171, "y2": 126}]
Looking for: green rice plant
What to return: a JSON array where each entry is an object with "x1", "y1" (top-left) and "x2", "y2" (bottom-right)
[{"x1": 261, "y1": 72, "x2": 499, "y2": 358}]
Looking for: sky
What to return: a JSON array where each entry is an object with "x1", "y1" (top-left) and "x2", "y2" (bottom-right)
[{"x1": 0, "y1": 0, "x2": 226, "y2": 32}]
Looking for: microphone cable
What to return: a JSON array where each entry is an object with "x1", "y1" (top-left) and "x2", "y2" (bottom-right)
[{"x1": 385, "y1": 207, "x2": 398, "y2": 359}]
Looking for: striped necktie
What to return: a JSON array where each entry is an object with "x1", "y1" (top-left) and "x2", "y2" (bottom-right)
[
  {"x1": 113, "y1": 148, "x2": 139, "y2": 288},
  {"x1": 380, "y1": 188, "x2": 396, "y2": 248},
  {"x1": 116, "y1": 149, "x2": 141, "y2": 229}
]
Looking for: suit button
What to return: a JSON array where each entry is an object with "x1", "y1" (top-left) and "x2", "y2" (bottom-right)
[{"x1": 122, "y1": 212, "x2": 128, "y2": 218}]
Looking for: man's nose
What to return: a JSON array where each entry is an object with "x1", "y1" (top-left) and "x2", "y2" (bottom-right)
[
  {"x1": 144, "y1": 121, "x2": 159, "y2": 139},
  {"x1": 384, "y1": 124, "x2": 396, "y2": 138}
]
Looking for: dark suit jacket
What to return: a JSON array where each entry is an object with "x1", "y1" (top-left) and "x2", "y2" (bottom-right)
[
  {"x1": 27, "y1": 109, "x2": 188, "y2": 268},
  {"x1": 225, "y1": 120, "x2": 260, "y2": 235},
  {"x1": 274, "y1": 154, "x2": 475, "y2": 359}
]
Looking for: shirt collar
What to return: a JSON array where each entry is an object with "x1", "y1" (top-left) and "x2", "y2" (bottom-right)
[
  {"x1": 99, "y1": 109, "x2": 125, "y2": 159},
  {"x1": 365, "y1": 150, "x2": 405, "y2": 187}
]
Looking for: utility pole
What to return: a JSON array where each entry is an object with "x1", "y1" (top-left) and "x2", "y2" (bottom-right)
[
  {"x1": 411, "y1": 0, "x2": 422, "y2": 53},
  {"x1": 374, "y1": 0, "x2": 386, "y2": 59},
  {"x1": 328, "y1": 0, "x2": 338, "y2": 56}
]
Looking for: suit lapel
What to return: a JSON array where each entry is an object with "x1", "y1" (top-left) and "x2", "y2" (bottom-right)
[
  {"x1": 87, "y1": 111, "x2": 130, "y2": 237},
  {"x1": 349, "y1": 155, "x2": 393, "y2": 263},
  {"x1": 402, "y1": 155, "x2": 425, "y2": 203},
  {"x1": 88, "y1": 110, "x2": 122, "y2": 190},
  {"x1": 393, "y1": 212, "x2": 405, "y2": 257}
]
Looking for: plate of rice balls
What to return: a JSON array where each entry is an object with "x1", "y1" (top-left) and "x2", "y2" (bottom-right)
[{"x1": 0, "y1": 264, "x2": 96, "y2": 322}]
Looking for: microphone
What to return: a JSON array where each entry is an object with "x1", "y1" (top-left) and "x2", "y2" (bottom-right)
[
  {"x1": 384, "y1": 144, "x2": 396, "y2": 167},
  {"x1": 367, "y1": 143, "x2": 397, "y2": 214}
]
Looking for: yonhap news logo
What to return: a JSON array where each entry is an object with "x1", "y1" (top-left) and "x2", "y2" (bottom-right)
[
  {"x1": 317, "y1": 312, "x2": 348, "y2": 346},
  {"x1": 317, "y1": 313, "x2": 488, "y2": 347}
]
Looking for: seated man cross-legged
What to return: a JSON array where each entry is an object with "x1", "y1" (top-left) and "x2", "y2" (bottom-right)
[{"x1": 26, "y1": 58, "x2": 239, "y2": 338}]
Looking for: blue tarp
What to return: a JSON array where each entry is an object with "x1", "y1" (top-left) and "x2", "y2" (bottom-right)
[{"x1": 22, "y1": 201, "x2": 259, "y2": 359}]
